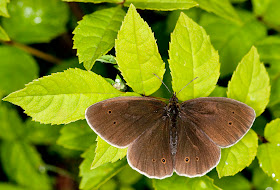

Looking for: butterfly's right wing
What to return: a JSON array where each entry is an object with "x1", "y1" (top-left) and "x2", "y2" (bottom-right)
[{"x1": 85, "y1": 96, "x2": 167, "y2": 148}]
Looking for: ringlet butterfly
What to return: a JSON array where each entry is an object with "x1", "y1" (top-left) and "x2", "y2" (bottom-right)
[{"x1": 85, "y1": 79, "x2": 255, "y2": 179}]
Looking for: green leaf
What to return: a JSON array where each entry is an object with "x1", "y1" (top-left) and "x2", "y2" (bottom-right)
[
  {"x1": 252, "y1": 0, "x2": 280, "y2": 29},
  {"x1": 3, "y1": 68, "x2": 138, "y2": 125},
  {"x1": 124, "y1": 0, "x2": 198, "y2": 11},
  {"x1": 0, "y1": 141, "x2": 51, "y2": 190},
  {"x1": 0, "y1": 0, "x2": 9, "y2": 17},
  {"x1": 199, "y1": 9, "x2": 267, "y2": 77},
  {"x1": 169, "y1": 12, "x2": 220, "y2": 101},
  {"x1": 253, "y1": 167, "x2": 280, "y2": 190},
  {"x1": 73, "y1": 6, "x2": 125, "y2": 70},
  {"x1": 230, "y1": 0, "x2": 248, "y2": 3},
  {"x1": 0, "y1": 103, "x2": 25, "y2": 140},
  {"x1": 63, "y1": 0, "x2": 122, "y2": 3},
  {"x1": 97, "y1": 55, "x2": 117, "y2": 64},
  {"x1": 115, "y1": 4, "x2": 165, "y2": 96},
  {"x1": 80, "y1": 144, "x2": 127, "y2": 190},
  {"x1": 0, "y1": 183, "x2": 29, "y2": 190},
  {"x1": 24, "y1": 119, "x2": 61, "y2": 145},
  {"x1": 209, "y1": 86, "x2": 227, "y2": 97},
  {"x1": 117, "y1": 165, "x2": 142, "y2": 185},
  {"x1": 153, "y1": 174, "x2": 220, "y2": 190},
  {"x1": 195, "y1": 0, "x2": 241, "y2": 24},
  {"x1": 91, "y1": 136, "x2": 127, "y2": 169},
  {"x1": 217, "y1": 130, "x2": 258, "y2": 177},
  {"x1": 0, "y1": 25, "x2": 10, "y2": 41},
  {"x1": 208, "y1": 172, "x2": 251, "y2": 190},
  {"x1": 227, "y1": 46, "x2": 270, "y2": 116},
  {"x1": 57, "y1": 120, "x2": 96, "y2": 151},
  {"x1": 2, "y1": 0, "x2": 69, "y2": 44},
  {"x1": 257, "y1": 119, "x2": 280, "y2": 183},
  {"x1": 255, "y1": 36, "x2": 280, "y2": 107},
  {"x1": 0, "y1": 46, "x2": 38, "y2": 95}
]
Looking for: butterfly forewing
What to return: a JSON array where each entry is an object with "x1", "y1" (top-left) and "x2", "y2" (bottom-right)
[
  {"x1": 180, "y1": 97, "x2": 256, "y2": 147},
  {"x1": 127, "y1": 118, "x2": 173, "y2": 179},
  {"x1": 175, "y1": 116, "x2": 221, "y2": 177},
  {"x1": 85, "y1": 96, "x2": 167, "y2": 148}
]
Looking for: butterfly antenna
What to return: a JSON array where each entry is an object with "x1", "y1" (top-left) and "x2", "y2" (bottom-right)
[
  {"x1": 153, "y1": 74, "x2": 172, "y2": 94},
  {"x1": 177, "y1": 77, "x2": 198, "y2": 95}
]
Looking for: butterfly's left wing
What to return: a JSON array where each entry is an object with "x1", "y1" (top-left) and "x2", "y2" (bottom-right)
[{"x1": 180, "y1": 97, "x2": 256, "y2": 148}]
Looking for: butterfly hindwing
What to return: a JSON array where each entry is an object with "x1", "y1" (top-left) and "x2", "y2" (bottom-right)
[
  {"x1": 180, "y1": 97, "x2": 255, "y2": 147},
  {"x1": 85, "y1": 96, "x2": 167, "y2": 148}
]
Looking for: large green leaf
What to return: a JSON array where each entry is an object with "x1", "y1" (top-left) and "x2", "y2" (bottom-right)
[
  {"x1": 91, "y1": 136, "x2": 127, "y2": 169},
  {"x1": 0, "y1": 46, "x2": 38, "y2": 95},
  {"x1": 195, "y1": 0, "x2": 241, "y2": 24},
  {"x1": 57, "y1": 120, "x2": 96, "y2": 151},
  {"x1": 79, "y1": 144, "x2": 127, "y2": 190},
  {"x1": 153, "y1": 174, "x2": 220, "y2": 190},
  {"x1": 3, "y1": 68, "x2": 138, "y2": 124},
  {"x1": 0, "y1": 0, "x2": 9, "y2": 17},
  {"x1": 63, "y1": 0, "x2": 122, "y2": 3},
  {"x1": 0, "y1": 141, "x2": 51, "y2": 190},
  {"x1": 0, "y1": 25, "x2": 10, "y2": 41},
  {"x1": 169, "y1": 12, "x2": 220, "y2": 101},
  {"x1": 227, "y1": 46, "x2": 270, "y2": 116},
  {"x1": 0, "y1": 183, "x2": 29, "y2": 190},
  {"x1": 253, "y1": 167, "x2": 280, "y2": 190},
  {"x1": 73, "y1": 6, "x2": 125, "y2": 70},
  {"x1": 124, "y1": 0, "x2": 198, "y2": 11},
  {"x1": 199, "y1": 9, "x2": 267, "y2": 77},
  {"x1": 252, "y1": 0, "x2": 280, "y2": 28},
  {"x1": 0, "y1": 103, "x2": 25, "y2": 140},
  {"x1": 2, "y1": 0, "x2": 69, "y2": 44},
  {"x1": 217, "y1": 130, "x2": 258, "y2": 177},
  {"x1": 257, "y1": 119, "x2": 280, "y2": 183},
  {"x1": 255, "y1": 36, "x2": 280, "y2": 107},
  {"x1": 115, "y1": 4, "x2": 165, "y2": 95}
]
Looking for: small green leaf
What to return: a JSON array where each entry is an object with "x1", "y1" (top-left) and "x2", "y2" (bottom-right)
[
  {"x1": 169, "y1": 12, "x2": 220, "y2": 101},
  {"x1": 195, "y1": 0, "x2": 241, "y2": 24},
  {"x1": 255, "y1": 36, "x2": 280, "y2": 107},
  {"x1": 0, "y1": 25, "x2": 10, "y2": 41},
  {"x1": 0, "y1": 0, "x2": 9, "y2": 17},
  {"x1": 0, "y1": 141, "x2": 51, "y2": 190},
  {"x1": 3, "y1": 68, "x2": 138, "y2": 125},
  {"x1": 2, "y1": 0, "x2": 69, "y2": 44},
  {"x1": 153, "y1": 174, "x2": 220, "y2": 190},
  {"x1": 217, "y1": 130, "x2": 258, "y2": 177},
  {"x1": 252, "y1": 0, "x2": 280, "y2": 29},
  {"x1": 24, "y1": 119, "x2": 61, "y2": 145},
  {"x1": 227, "y1": 46, "x2": 270, "y2": 116},
  {"x1": 0, "y1": 103, "x2": 25, "y2": 140},
  {"x1": 91, "y1": 136, "x2": 127, "y2": 169},
  {"x1": 97, "y1": 55, "x2": 117, "y2": 64},
  {"x1": 124, "y1": 0, "x2": 198, "y2": 11},
  {"x1": 115, "y1": 4, "x2": 165, "y2": 95},
  {"x1": 199, "y1": 9, "x2": 267, "y2": 77},
  {"x1": 57, "y1": 120, "x2": 96, "y2": 151},
  {"x1": 63, "y1": 0, "x2": 122, "y2": 3},
  {"x1": 257, "y1": 119, "x2": 280, "y2": 183},
  {"x1": 79, "y1": 144, "x2": 127, "y2": 190},
  {"x1": 0, "y1": 46, "x2": 38, "y2": 95},
  {"x1": 73, "y1": 6, "x2": 125, "y2": 70}
]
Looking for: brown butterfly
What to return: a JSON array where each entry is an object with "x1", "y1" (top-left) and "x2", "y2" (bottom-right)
[{"x1": 85, "y1": 91, "x2": 255, "y2": 179}]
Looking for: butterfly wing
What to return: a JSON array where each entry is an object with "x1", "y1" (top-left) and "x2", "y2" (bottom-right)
[
  {"x1": 180, "y1": 97, "x2": 256, "y2": 148},
  {"x1": 174, "y1": 117, "x2": 221, "y2": 177},
  {"x1": 85, "y1": 96, "x2": 167, "y2": 148},
  {"x1": 127, "y1": 118, "x2": 173, "y2": 179}
]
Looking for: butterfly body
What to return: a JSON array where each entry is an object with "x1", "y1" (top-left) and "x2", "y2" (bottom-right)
[{"x1": 85, "y1": 95, "x2": 255, "y2": 179}]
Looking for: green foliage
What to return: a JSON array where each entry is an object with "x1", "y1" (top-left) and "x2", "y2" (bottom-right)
[
  {"x1": 153, "y1": 174, "x2": 220, "y2": 190},
  {"x1": 1, "y1": 0, "x2": 278, "y2": 189},
  {"x1": 257, "y1": 119, "x2": 280, "y2": 183},
  {"x1": 217, "y1": 130, "x2": 258, "y2": 177},
  {"x1": 115, "y1": 4, "x2": 165, "y2": 95},
  {"x1": 2, "y1": 0, "x2": 69, "y2": 44},
  {"x1": 91, "y1": 136, "x2": 127, "y2": 169},
  {"x1": 227, "y1": 46, "x2": 270, "y2": 116},
  {"x1": 73, "y1": 6, "x2": 125, "y2": 70},
  {"x1": 169, "y1": 12, "x2": 220, "y2": 101}
]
